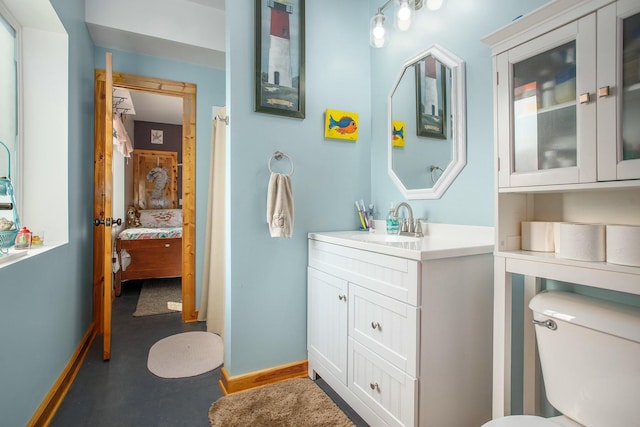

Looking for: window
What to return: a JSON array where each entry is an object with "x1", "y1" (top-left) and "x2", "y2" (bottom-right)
[
  {"x1": 0, "y1": 0, "x2": 69, "y2": 265},
  {"x1": 0, "y1": 11, "x2": 17, "y2": 188}
]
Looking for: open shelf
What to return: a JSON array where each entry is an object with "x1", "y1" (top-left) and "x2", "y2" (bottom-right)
[{"x1": 496, "y1": 250, "x2": 640, "y2": 296}]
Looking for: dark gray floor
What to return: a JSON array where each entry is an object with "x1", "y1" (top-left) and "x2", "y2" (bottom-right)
[{"x1": 51, "y1": 280, "x2": 368, "y2": 426}]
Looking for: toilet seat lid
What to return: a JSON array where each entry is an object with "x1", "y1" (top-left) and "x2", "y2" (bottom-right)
[{"x1": 483, "y1": 415, "x2": 559, "y2": 427}]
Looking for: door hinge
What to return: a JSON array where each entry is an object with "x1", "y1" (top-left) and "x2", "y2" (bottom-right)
[
  {"x1": 497, "y1": 157, "x2": 500, "y2": 171},
  {"x1": 496, "y1": 72, "x2": 499, "y2": 86}
]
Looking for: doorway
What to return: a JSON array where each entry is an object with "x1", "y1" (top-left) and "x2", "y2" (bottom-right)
[{"x1": 93, "y1": 70, "x2": 197, "y2": 325}]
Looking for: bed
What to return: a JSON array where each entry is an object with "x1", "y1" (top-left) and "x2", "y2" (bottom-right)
[{"x1": 114, "y1": 208, "x2": 182, "y2": 296}]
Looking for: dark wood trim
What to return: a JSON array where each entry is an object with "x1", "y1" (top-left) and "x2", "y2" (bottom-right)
[
  {"x1": 219, "y1": 360, "x2": 309, "y2": 395},
  {"x1": 27, "y1": 324, "x2": 97, "y2": 426}
]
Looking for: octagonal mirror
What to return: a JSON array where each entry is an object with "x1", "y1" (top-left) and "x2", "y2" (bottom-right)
[{"x1": 388, "y1": 44, "x2": 466, "y2": 199}]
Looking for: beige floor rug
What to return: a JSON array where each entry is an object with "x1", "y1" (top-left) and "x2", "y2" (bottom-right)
[
  {"x1": 208, "y1": 378, "x2": 355, "y2": 427},
  {"x1": 147, "y1": 331, "x2": 223, "y2": 379},
  {"x1": 133, "y1": 277, "x2": 182, "y2": 317}
]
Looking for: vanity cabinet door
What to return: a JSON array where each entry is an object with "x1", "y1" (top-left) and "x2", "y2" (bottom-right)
[
  {"x1": 496, "y1": 14, "x2": 597, "y2": 188},
  {"x1": 307, "y1": 267, "x2": 348, "y2": 384},
  {"x1": 349, "y1": 283, "x2": 419, "y2": 377},
  {"x1": 597, "y1": 1, "x2": 640, "y2": 181}
]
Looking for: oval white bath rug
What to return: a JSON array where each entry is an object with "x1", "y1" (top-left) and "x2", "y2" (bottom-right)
[{"x1": 147, "y1": 331, "x2": 223, "y2": 379}]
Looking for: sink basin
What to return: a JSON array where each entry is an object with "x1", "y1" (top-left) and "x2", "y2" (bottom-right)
[{"x1": 352, "y1": 233, "x2": 420, "y2": 243}]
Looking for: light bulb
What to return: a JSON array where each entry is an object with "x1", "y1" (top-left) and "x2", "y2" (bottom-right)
[
  {"x1": 373, "y1": 37, "x2": 385, "y2": 48},
  {"x1": 373, "y1": 25, "x2": 386, "y2": 39},
  {"x1": 395, "y1": 0, "x2": 413, "y2": 31},
  {"x1": 370, "y1": 12, "x2": 388, "y2": 48},
  {"x1": 397, "y1": 4, "x2": 411, "y2": 20}
]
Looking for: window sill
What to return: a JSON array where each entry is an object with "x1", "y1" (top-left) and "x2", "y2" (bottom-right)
[{"x1": 0, "y1": 243, "x2": 65, "y2": 269}]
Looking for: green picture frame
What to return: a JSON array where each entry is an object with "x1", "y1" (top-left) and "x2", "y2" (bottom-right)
[{"x1": 255, "y1": 0, "x2": 305, "y2": 119}]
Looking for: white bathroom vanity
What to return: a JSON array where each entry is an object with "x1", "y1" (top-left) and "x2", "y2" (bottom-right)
[{"x1": 307, "y1": 224, "x2": 494, "y2": 427}]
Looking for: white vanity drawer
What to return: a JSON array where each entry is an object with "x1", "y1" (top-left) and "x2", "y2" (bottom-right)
[
  {"x1": 349, "y1": 338, "x2": 417, "y2": 427},
  {"x1": 349, "y1": 283, "x2": 419, "y2": 377},
  {"x1": 309, "y1": 240, "x2": 420, "y2": 305}
]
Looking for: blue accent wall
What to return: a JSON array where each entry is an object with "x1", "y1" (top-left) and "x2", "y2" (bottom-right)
[
  {"x1": 224, "y1": 0, "x2": 372, "y2": 375},
  {"x1": 4, "y1": 0, "x2": 593, "y2": 424},
  {"x1": 0, "y1": 1, "x2": 95, "y2": 425}
]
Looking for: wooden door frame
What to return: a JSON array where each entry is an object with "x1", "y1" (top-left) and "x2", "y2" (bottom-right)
[{"x1": 94, "y1": 70, "x2": 197, "y2": 323}]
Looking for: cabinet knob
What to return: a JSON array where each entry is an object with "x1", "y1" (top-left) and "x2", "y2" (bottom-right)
[
  {"x1": 579, "y1": 92, "x2": 591, "y2": 104},
  {"x1": 369, "y1": 382, "x2": 379, "y2": 391},
  {"x1": 338, "y1": 294, "x2": 346, "y2": 301},
  {"x1": 371, "y1": 321, "x2": 381, "y2": 330},
  {"x1": 598, "y1": 86, "x2": 610, "y2": 98}
]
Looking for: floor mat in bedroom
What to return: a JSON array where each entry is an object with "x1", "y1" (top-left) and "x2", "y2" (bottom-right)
[{"x1": 133, "y1": 278, "x2": 182, "y2": 317}]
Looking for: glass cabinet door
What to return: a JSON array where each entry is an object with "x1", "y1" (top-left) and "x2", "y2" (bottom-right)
[
  {"x1": 512, "y1": 41, "x2": 577, "y2": 174},
  {"x1": 621, "y1": 11, "x2": 640, "y2": 168},
  {"x1": 497, "y1": 16, "x2": 597, "y2": 188}
]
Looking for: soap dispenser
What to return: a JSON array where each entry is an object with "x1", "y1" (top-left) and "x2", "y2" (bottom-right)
[{"x1": 386, "y1": 203, "x2": 399, "y2": 234}]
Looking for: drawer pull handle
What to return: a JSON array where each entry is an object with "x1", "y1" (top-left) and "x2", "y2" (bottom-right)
[
  {"x1": 165, "y1": 244, "x2": 171, "y2": 248},
  {"x1": 579, "y1": 92, "x2": 590, "y2": 104},
  {"x1": 369, "y1": 382, "x2": 379, "y2": 391},
  {"x1": 338, "y1": 294, "x2": 346, "y2": 301},
  {"x1": 371, "y1": 321, "x2": 381, "y2": 330}
]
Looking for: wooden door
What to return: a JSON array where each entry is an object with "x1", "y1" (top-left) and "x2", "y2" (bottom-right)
[
  {"x1": 94, "y1": 69, "x2": 198, "y2": 326},
  {"x1": 93, "y1": 52, "x2": 114, "y2": 360}
]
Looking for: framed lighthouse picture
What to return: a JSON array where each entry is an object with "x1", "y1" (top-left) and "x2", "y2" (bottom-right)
[{"x1": 255, "y1": 0, "x2": 305, "y2": 119}]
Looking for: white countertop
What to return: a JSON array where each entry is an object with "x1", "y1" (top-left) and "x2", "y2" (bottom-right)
[{"x1": 309, "y1": 223, "x2": 494, "y2": 261}]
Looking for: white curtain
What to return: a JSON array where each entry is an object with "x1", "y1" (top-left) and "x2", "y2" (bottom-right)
[{"x1": 198, "y1": 107, "x2": 226, "y2": 338}]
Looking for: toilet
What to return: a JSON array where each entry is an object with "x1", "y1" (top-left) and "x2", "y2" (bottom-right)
[{"x1": 483, "y1": 291, "x2": 640, "y2": 427}]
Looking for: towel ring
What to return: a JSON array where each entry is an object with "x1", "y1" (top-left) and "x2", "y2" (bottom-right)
[
  {"x1": 430, "y1": 165, "x2": 443, "y2": 184},
  {"x1": 268, "y1": 151, "x2": 294, "y2": 176}
]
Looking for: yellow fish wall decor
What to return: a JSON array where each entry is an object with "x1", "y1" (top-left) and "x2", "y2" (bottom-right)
[
  {"x1": 324, "y1": 108, "x2": 359, "y2": 141},
  {"x1": 392, "y1": 120, "x2": 406, "y2": 147}
]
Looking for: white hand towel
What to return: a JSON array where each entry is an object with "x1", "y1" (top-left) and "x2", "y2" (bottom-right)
[{"x1": 266, "y1": 172, "x2": 294, "y2": 238}]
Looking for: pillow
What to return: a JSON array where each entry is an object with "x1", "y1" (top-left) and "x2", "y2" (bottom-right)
[{"x1": 138, "y1": 209, "x2": 183, "y2": 228}]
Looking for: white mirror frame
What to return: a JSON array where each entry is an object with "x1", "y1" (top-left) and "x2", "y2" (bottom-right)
[{"x1": 388, "y1": 44, "x2": 466, "y2": 199}]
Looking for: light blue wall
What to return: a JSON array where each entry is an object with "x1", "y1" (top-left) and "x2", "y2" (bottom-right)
[
  {"x1": 93, "y1": 48, "x2": 226, "y2": 303},
  {"x1": 224, "y1": 0, "x2": 371, "y2": 375},
  {"x1": 0, "y1": 0, "x2": 95, "y2": 425},
  {"x1": 12, "y1": 1, "x2": 637, "y2": 424},
  {"x1": 371, "y1": 0, "x2": 549, "y2": 224}
]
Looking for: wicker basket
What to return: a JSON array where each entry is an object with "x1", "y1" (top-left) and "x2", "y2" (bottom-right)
[{"x1": 0, "y1": 229, "x2": 18, "y2": 250}]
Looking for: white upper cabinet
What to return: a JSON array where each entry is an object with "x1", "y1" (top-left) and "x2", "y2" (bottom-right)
[{"x1": 487, "y1": 0, "x2": 640, "y2": 189}]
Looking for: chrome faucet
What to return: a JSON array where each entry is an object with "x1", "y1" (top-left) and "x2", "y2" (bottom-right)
[{"x1": 393, "y1": 202, "x2": 423, "y2": 237}]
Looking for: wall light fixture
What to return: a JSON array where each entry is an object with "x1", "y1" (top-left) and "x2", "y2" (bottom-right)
[{"x1": 370, "y1": 0, "x2": 443, "y2": 48}]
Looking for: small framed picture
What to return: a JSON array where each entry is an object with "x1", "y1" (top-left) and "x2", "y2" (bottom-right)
[
  {"x1": 151, "y1": 129, "x2": 164, "y2": 145},
  {"x1": 324, "y1": 108, "x2": 358, "y2": 141}
]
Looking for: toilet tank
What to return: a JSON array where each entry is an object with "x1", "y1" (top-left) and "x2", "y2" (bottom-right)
[{"x1": 529, "y1": 291, "x2": 640, "y2": 427}]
